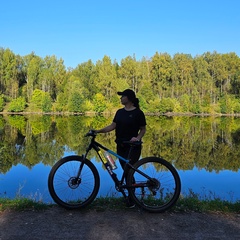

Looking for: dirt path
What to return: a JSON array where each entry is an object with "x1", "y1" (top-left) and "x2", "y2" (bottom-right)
[{"x1": 1, "y1": 207, "x2": 240, "y2": 240}]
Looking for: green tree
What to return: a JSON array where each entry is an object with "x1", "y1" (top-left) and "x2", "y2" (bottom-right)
[
  {"x1": 52, "y1": 58, "x2": 67, "y2": 100},
  {"x1": 24, "y1": 54, "x2": 42, "y2": 101},
  {"x1": 8, "y1": 97, "x2": 26, "y2": 112},
  {"x1": 40, "y1": 55, "x2": 57, "y2": 98},
  {"x1": 96, "y1": 56, "x2": 118, "y2": 101},
  {"x1": 29, "y1": 89, "x2": 52, "y2": 112},
  {"x1": 68, "y1": 92, "x2": 84, "y2": 112},
  {"x1": 204, "y1": 51, "x2": 228, "y2": 103},
  {"x1": 150, "y1": 52, "x2": 172, "y2": 98},
  {"x1": 118, "y1": 55, "x2": 142, "y2": 92},
  {"x1": 219, "y1": 94, "x2": 240, "y2": 114},
  {"x1": 42, "y1": 94, "x2": 52, "y2": 112},
  {"x1": 71, "y1": 60, "x2": 97, "y2": 100},
  {"x1": 179, "y1": 94, "x2": 191, "y2": 112},
  {"x1": 93, "y1": 93, "x2": 107, "y2": 113},
  {"x1": 0, "y1": 94, "x2": 4, "y2": 111},
  {"x1": 159, "y1": 97, "x2": 174, "y2": 113},
  {"x1": 172, "y1": 53, "x2": 194, "y2": 97},
  {"x1": 1, "y1": 49, "x2": 19, "y2": 98},
  {"x1": 193, "y1": 55, "x2": 211, "y2": 107},
  {"x1": 54, "y1": 92, "x2": 68, "y2": 111},
  {"x1": 223, "y1": 53, "x2": 240, "y2": 96},
  {"x1": 1, "y1": 48, "x2": 240, "y2": 115}
]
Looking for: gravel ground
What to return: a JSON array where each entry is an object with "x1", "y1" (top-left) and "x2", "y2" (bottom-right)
[{"x1": 1, "y1": 206, "x2": 240, "y2": 240}]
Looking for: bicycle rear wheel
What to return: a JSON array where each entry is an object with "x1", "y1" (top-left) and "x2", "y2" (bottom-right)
[
  {"x1": 127, "y1": 157, "x2": 181, "y2": 213},
  {"x1": 48, "y1": 155, "x2": 100, "y2": 209}
]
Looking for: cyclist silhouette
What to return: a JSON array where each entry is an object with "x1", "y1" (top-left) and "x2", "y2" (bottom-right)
[{"x1": 95, "y1": 89, "x2": 146, "y2": 207}]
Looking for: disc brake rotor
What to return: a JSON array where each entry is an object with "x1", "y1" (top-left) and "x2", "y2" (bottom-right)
[{"x1": 68, "y1": 177, "x2": 81, "y2": 189}]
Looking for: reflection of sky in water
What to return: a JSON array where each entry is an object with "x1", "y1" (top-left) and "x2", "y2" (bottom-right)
[
  {"x1": 1, "y1": 158, "x2": 239, "y2": 203},
  {"x1": 179, "y1": 168, "x2": 240, "y2": 202}
]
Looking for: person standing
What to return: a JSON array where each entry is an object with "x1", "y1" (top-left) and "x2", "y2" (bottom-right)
[{"x1": 95, "y1": 89, "x2": 146, "y2": 207}]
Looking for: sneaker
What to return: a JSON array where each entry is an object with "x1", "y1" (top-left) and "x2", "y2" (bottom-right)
[
  {"x1": 125, "y1": 197, "x2": 136, "y2": 208},
  {"x1": 126, "y1": 202, "x2": 136, "y2": 208}
]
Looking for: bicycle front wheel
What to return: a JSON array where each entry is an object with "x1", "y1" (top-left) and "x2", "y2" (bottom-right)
[
  {"x1": 48, "y1": 155, "x2": 100, "y2": 209},
  {"x1": 127, "y1": 157, "x2": 181, "y2": 213}
]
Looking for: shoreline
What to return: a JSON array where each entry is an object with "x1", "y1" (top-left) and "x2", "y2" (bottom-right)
[
  {"x1": 1, "y1": 196, "x2": 240, "y2": 213},
  {"x1": 1, "y1": 111, "x2": 240, "y2": 117}
]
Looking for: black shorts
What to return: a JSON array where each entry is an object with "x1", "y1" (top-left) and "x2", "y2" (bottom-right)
[{"x1": 117, "y1": 143, "x2": 141, "y2": 166}]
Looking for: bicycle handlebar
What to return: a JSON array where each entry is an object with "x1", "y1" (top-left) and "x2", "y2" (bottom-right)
[
  {"x1": 122, "y1": 140, "x2": 142, "y2": 146},
  {"x1": 85, "y1": 130, "x2": 97, "y2": 137},
  {"x1": 85, "y1": 130, "x2": 142, "y2": 146}
]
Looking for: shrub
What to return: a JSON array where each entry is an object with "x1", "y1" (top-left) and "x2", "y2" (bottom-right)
[
  {"x1": 159, "y1": 97, "x2": 174, "y2": 113},
  {"x1": 68, "y1": 92, "x2": 84, "y2": 112},
  {"x1": 8, "y1": 97, "x2": 26, "y2": 112},
  {"x1": 30, "y1": 89, "x2": 52, "y2": 112},
  {"x1": 93, "y1": 93, "x2": 107, "y2": 113}
]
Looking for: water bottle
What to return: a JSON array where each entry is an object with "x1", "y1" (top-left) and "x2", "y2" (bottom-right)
[{"x1": 104, "y1": 151, "x2": 117, "y2": 170}]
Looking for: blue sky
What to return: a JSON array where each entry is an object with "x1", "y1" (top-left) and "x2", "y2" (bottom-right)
[{"x1": 1, "y1": 0, "x2": 239, "y2": 68}]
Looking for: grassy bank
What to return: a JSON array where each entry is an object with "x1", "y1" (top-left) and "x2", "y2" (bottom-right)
[{"x1": 1, "y1": 196, "x2": 239, "y2": 213}]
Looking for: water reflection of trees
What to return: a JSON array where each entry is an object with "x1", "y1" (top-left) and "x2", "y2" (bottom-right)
[{"x1": 0, "y1": 115, "x2": 240, "y2": 174}]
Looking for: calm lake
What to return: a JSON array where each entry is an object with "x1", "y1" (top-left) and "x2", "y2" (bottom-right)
[{"x1": 0, "y1": 114, "x2": 240, "y2": 203}]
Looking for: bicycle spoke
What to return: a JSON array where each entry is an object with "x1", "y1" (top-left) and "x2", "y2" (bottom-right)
[{"x1": 48, "y1": 156, "x2": 100, "y2": 209}]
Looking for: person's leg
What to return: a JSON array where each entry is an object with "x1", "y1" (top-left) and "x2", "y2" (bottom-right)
[
  {"x1": 117, "y1": 144, "x2": 141, "y2": 176},
  {"x1": 117, "y1": 144, "x2": 141, "y2": 207},
  {"x1": 117, "y1": 144, "x2": 129, "y2": 168}
]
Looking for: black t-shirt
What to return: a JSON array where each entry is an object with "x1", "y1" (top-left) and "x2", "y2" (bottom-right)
[{"x1": 113, "y1": 108, "x2": 146, "y2": 144}]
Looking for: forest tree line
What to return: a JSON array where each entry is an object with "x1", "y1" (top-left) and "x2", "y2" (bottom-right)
[{"x1": 0, "y1": 48, "x2": 240, "y2": 114}]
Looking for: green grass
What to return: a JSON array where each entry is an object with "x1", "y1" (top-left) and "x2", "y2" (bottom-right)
[
  {"x1": 1, "y1": 195, "x2": 239, "y2": 213},
  {"x1": 0, "y1": 198, "x2": 49, "y2": 212},
  {"x1": 174, "y1": 196, "x2": 240, "y2": 213}
]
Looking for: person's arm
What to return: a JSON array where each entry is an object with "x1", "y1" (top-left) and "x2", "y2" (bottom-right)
[
  {"x1": 95, "y1": 122, "x2": 116, "y2": 133},
  {"x1": 130, "y1": 125, "x2": 146, "y2": 142}
]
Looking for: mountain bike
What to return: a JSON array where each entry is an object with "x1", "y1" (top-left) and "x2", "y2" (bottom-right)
[{"x1": 48, "y1": 130, "x2": 181, "y2": 213}]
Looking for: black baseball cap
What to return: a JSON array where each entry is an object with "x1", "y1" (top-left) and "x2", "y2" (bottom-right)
[{"x1": 117, "y1": 89, "x2": 136, "y2": 100}]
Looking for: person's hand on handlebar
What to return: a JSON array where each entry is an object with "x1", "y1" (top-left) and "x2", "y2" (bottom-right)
[
  {"x1": 85, "y1": 129, "x2": 97, "y2": 137},
  {"x1": 130, "y1": 137, "x2": 140, "y2": 142}
]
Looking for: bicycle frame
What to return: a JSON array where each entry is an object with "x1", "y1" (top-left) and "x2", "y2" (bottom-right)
[
  {"x1": 81, "y1": 134, "x2": 152, "y2": 197},
  {"x1": 48, "y1": 130, "x2": 181, "y2": 212}
]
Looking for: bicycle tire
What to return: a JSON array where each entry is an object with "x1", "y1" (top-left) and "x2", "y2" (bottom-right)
[
  {"x1": 48, "y1": 155, "x2": 100, "y2": 209},
  {"x1": 127, "y1": 157, "x2": 181, "y2": 213}
]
